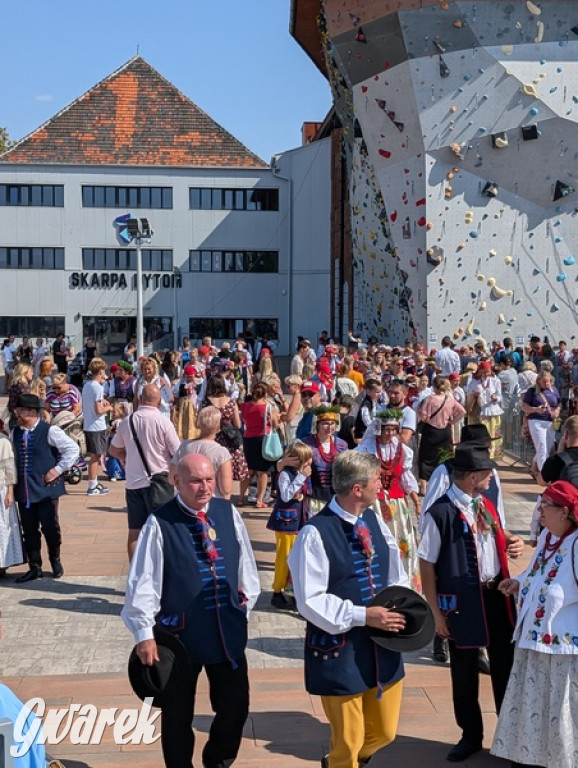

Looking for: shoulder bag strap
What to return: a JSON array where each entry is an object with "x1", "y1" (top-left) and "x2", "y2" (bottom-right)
[
  {"x1": 428, "y1": 394, "x2": 448, "y2": 421},
  {"x1": 129, "y1": 415, "x2": 152, "y2": 478},
  {"x1": 263, "y1": 403, "x2": 270, "y2": 435}
]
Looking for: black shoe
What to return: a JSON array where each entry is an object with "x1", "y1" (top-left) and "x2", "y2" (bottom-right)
[
  {"x1": 478, "y1": 648, "x2": 490, "y2": 675},
  {"x1": 50, "y1": 558, "x2": 64, "y2": 579},
  {"x1": 433, "y1": 635, "x2": 449, "y2": 663},
  {"x1": 446, "y1": 739, "x2": 482, "y2": 762},
  {"x1": 15, "y1": 567, "x2": 43, "y2": 583},
  {"x1": 271, "y1": 591, "x2": 294, "y2": 610},
  {"x1": 321, "y1": 756, "x2": 328, "y2": 768}
]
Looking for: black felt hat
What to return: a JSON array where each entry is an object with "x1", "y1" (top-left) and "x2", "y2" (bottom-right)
[
  {"x1": 368, "y1": 586, "x2": 435, "y2": 652},
  {"x1": 450, "y1": 443, "x2": 497, "y2": 472},
  {"x1": 460, "y1": 423, "x2": 494, "y2": 445},
  {"x1": 128, "y1": 630, "x2": 193, "y2": 708},
  {"x1": 15, "y1": 393, "x2": 44, "y2": 410}
]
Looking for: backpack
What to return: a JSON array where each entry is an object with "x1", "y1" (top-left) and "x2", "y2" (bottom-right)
[{"x1": 557, "y1": 451, "x2": 578, "y2": 488}]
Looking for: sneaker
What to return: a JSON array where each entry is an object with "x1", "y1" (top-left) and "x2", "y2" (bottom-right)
[
  {"x1": 87, "y1": 483, "x2": 109, "y2": 496},
  {"x1": 110, "y1": 477, "x2": 118, "y2": 482}
]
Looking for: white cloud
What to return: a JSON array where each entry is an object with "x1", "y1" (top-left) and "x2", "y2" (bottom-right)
[{"x1": 35, "y1": 94, "x2": 54, "y2": 103}]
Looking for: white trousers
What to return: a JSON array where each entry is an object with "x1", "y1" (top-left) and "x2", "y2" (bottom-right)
[{"x1": 528, "y1": 418, "x2": 555, "y2": 470}]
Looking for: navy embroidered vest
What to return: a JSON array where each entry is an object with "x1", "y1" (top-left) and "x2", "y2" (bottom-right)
[
  {"x1": 428, "y1": 494, "x2": 513, "y2": 648},
  {"x1": 266, "y1": 468, "x2": 306, "y2": 533},
  {"x1": 13, "y1": 421, "x2": 65, "y2": 504},
  {"x1": 154, "y1": 497, "x2": 248, "y2": 665},
  {"x1": 303, "y1": 506, "x2": 404, "y2": 696}
]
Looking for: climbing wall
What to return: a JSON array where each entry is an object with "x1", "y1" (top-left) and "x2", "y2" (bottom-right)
[
  {"x1": 320, "y1": 0, "x2": 578, "y2": 346},
  {"x1": 350, "y1": 141, "x2": 411, "y2": 341}
]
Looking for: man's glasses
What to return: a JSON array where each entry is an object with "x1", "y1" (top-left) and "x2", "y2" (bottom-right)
[{"x1": 301, "y1": 392, "x2": 314, "y2": 399}]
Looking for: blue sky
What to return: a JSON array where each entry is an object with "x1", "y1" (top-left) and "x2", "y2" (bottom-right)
[{"x1": 2, "y1": 1, "x2": 332, "y2": 162}]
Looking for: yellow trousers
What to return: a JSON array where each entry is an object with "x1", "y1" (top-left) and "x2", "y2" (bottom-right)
[
  {"x1": 321, "y1": 680, "x2": 403, "y2": 768},
  {"x1": 272, "y1": 531, "x2": 296, "y2": 592}
]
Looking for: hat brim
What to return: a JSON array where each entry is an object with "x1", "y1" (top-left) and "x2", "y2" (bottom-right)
[
  {"x1": 367, "y1": 586, "x2": 435, "y2": 652},
  {"x1": 450, "y1": 456, "x2": 498, "y2": 471},
  {"x1": 128, "y1": 629, "x2": 193, "y2": 707}
]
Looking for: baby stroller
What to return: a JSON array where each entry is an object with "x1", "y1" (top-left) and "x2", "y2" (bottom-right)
[{"x1": 50, "y1": 410, "x2": 87, "y2": 485}]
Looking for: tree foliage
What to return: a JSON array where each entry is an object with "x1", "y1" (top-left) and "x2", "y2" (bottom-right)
[{"x1": 0, "y1": 127, "x2": 13, "y2": 154}]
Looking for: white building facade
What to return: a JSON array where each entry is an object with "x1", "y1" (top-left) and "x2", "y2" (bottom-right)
[{"x1": 0, "y1": 57, "x2": 331, "y2": 357}]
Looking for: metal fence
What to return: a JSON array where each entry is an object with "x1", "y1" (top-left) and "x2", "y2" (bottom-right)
[{"x1": 501, "y1": 406, "x2": 536, "y2": 466}]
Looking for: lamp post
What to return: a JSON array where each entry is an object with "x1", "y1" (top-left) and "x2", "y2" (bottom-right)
[
  {"x1": 126, "y1": 218, "x2": 153, "y2": 359},
  {"x1": 173, "y1": 266, "x2": 181, "y2": 350}
]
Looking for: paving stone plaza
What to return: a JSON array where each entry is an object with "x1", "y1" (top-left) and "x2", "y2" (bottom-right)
[{"x1": 1, "y1": 450, "x2": 538, "y2": 767}]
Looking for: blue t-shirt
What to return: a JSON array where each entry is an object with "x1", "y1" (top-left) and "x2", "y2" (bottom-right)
[{"x1": 0, "y1": 683, "x2": 46, "y2": 767}]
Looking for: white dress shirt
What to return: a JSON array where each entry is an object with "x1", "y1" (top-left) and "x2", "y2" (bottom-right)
[
  {"x1": 122, "y1": 496, "x2": 260, "y2": 644},
  {"x1": 418, "y1": 485, "x2": 501, "y2": 582},
  {"x1": 420, "y1": 464, "x2": 505, "y2": 533},
  {"x1": 287, "y1": 496, "x2": 409, "y2": 635},
  {"x1": 435, "y1": 347, "x2": 461, "y2": 376}
]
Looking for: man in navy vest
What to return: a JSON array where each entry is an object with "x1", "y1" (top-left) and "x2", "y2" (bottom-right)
[
  {"x1": 12, "y1": 393, "x2": 79, "y2": 583},
  {"x1": 122, "y1": 453, "x2": 260, "y2": 768},
  {"x1": 288, "y1": 451, "x2": 408, "y2": 768},
  {"x1": 420, "y1": 423, "x2": 506, "y2": 664},
  {"x1": 418, "y1": 444, "x2": 524, "y2": 762}
]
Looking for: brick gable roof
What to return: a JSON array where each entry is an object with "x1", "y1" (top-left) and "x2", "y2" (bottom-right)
[{"x1": 1, "y1": 56, "x2": 267, "y2": 168}]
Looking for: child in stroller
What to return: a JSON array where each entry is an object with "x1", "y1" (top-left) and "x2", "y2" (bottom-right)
[
  {"x1": 104, "y1": 401, "x2": 129, "y2": 481},
  {"x1": 50, "y1": 410, "x2": 87, "y2": 484}
]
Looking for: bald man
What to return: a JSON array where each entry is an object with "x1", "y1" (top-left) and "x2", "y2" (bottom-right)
[
  {"x1": 109, "y1": 383, "x2": 181, "y2": 558},
  {"x1": 122, "y1": 453, "x2": 260, "y2": 768}
]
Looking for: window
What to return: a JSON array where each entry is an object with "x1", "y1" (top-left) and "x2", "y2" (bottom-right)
[
  {"x1": 0, "y1": 317, "x2": 65, "y2": 338},
  {"x1": 0, "y1": 184, "x2": 64, "y2": 207},
  {"x1": 0, "y1": 247, "x2": 64, "y2": 269},
  {"x1": 81, "y1": 186, "x2": 173, "y2": 209},
  {"x1": 189, "y1": 187, "x2": 279, "y2": 211},
  {"x1": 82, "y1": 248, "x2": 173, "y2": 270},
  {"x1": 189, "y1": 250, "x2": 278, "y2": 273},
  {"x1": 189, "y1": 318, "x2": 278, "y2": 341}
]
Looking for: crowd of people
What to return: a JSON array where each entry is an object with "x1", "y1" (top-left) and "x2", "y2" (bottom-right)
[{"x1": 0, "y1": 329, "x2": 577, "y2": 768}]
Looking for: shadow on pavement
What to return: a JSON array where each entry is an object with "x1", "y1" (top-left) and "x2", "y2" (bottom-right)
[
  {"x1": 19, "y1": 597, "x2": 122, "y2": 616},
  {"x1": 0, "y1": 578, "x2": 124, "y2": 597}
]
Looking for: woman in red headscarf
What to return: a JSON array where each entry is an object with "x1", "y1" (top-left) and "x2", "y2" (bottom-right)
[
  {"x1": 465, "y1": 360, "x2": 503, "y2": 458},
  {"x1": 491, "y1": 481, "x2": 578, "y2": 768}
]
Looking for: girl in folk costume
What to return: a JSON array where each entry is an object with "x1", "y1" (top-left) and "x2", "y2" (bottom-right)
[
  {"x1": 173, "y1": 365, "x2": 201, "y2": 441},
  {"x1": 0, "y1": 431, "x2": 24, "y2": 575},
  {"x1": 302, "y1": 405, "x2": 348, "y2": 518},
  {"x1": 465, "y1": 360, "x2": 503, "y2": 459},
  {"x1": 266, "y1": 440, "x2": 313, "y2": 611},
  {"x1": 356, "y1": 409, "x2": 422, "y2": 592}
]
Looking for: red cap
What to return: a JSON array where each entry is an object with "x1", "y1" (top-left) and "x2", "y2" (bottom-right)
[
  {"x1": 543, "y1": 481, "x2": 578, "y2": 522},
  {"x1": 478, "y1": 360, "x2": 492, "y2": 371},
  {"x1": 184, "y1": 365, "x2": 197, "y2": 376},
  {"x1": 301, "y1": 381, "x2": 319, "y2": 394},
  {"x1": 448, "y1": 373, "x2": 460, "y2": 381},
  {"x1": 109, "y1": 363, "x2": 120, "y2": 373},
  {"x1": 199, "y1": 345, "x2": 210, "y2": 356}
]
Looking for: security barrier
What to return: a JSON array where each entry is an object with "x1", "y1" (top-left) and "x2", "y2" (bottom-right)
[{"x1": 501, "y1": 406, "x2": 536, "y2": 466}]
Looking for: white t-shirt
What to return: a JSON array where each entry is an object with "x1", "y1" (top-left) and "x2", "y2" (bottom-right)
[{"x1": 82, "y1": 379, "x2": 107, "y2": 432}]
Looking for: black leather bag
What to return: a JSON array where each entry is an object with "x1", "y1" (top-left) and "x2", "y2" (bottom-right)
[
  {"x1": 220, "y1": 421, "x2": 243, "y2": 450},
  {"x1": 148, "y1": 471, "x2": 174, "y2": 510},
  {"x1": 129, "y1": 416, "x2": 174, "y2": 510}
]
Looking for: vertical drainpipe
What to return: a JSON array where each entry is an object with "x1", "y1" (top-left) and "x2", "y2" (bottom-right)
[{"x1": 272, "y1": 162, "x2": 292, "y2": 355}]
